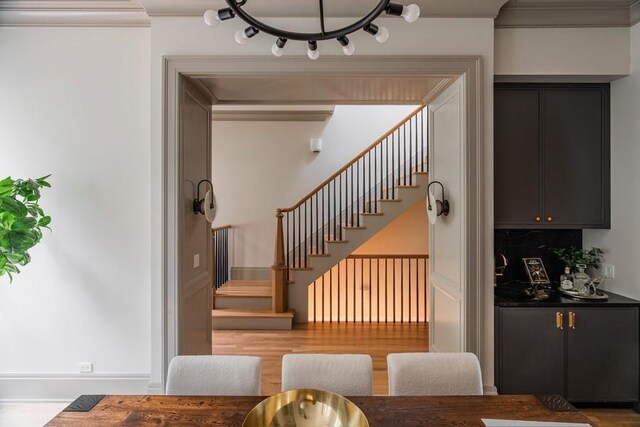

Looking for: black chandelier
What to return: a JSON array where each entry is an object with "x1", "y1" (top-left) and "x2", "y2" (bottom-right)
[{"x1": 203, "y1": 0, "x2": 420, "y2": 60}]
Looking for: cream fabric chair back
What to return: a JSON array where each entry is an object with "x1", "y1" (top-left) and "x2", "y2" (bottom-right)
[
  {"x1": 387, "y1": 352, "x2": 483, "y2": 396},
  {"x1": 281, "y1": 354, "x2": 373, "y2": 396},
  {"x1": 166, "y1": 355, "x2": 261, "y2": 396}
]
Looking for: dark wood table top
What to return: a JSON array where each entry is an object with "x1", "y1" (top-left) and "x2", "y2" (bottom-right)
[{"x1": 46, "y1": 394, "x2": 592, "y2": 426}]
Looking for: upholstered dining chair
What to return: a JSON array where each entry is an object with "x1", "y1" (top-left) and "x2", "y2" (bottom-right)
[
  {"x1": 166, "y1": 355, "x2": 261, "y2": 396},
  {"x1": 387, "y1": 352, "x2": 483, "y2": 396},
  {"x1": 281, "y1": 354, "x2": 373, "y2": 396}
]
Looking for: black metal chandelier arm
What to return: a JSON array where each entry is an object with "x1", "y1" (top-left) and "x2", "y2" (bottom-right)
[
  {"x1": 224, "y1": 0, "x2": 391, "y2": 41},
  {"x1": 319, "y1": 0, "x2": 326, "y2": 35}
]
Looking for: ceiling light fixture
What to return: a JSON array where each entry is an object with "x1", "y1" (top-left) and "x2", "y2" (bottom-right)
[{"x1": 203, "y1": 0, "x2": 420, "y2": 59}]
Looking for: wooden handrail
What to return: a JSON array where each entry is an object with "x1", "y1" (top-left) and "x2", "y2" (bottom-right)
[
  {"x1": 348, "y1": 254, "x2": 429, "y2": 260},
  {"x1": 279, "y1": 105, "x2": 426, "y2": 213},
  {"x1": 211, "y1": 224, "x2": 232, "y2": 233}
]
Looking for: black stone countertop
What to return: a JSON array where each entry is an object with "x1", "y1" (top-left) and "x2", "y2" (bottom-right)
[{"x1": 495, "y1": 288, "x2": 640, "y2": 308}]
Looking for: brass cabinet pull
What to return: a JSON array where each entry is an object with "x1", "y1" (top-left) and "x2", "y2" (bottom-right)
[
  {"x1": 535, "y1": 216, "x2": 541, "y2": 222},
  {"x1": 569, "y1": 311, "x2": 576, "y2": 329},
  {"x1": 556, "y1": 312, "x2": 564, "y2": 329},
  {"x1": 547, "y1": 216, "x2": 553, "y2": 222}
]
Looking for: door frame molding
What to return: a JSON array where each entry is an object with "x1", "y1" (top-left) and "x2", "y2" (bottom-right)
[{"x1": 160, "y1": 55, "x2": 486, "y2": 390}]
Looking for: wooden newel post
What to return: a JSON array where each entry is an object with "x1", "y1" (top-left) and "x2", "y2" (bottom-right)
[{"x1": 272, "y1": 209, "x2": 288, "y2": 313}]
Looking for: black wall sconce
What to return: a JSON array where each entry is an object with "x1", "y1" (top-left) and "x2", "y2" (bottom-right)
[
  {"x1": 193, "y1": 179, "x2": 215, "y2": 218},
  {"x1": 427, "y1": 180, "x2": 450, "y2": 224}
]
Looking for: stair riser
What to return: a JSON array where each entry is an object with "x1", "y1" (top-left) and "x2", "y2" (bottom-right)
[
  {"x1": 214, "y1": 296, "x2": 272, "y2": 310},
  {"x1": 212, "y1": 316, "x2": 293, "y2": 330}
]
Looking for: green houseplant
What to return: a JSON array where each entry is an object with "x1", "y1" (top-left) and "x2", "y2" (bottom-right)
[
  {"x1": 552, "y1": 246, "x2": 604, "y2": 271},
  {"x1": 0, "y1": 176, "x2": 51, "y2": 281}
]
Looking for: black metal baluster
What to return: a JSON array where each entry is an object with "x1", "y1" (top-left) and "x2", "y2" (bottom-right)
[
  {"x1": 410, "y1": 116, "x2": 414, "y2": 185},
  {"x1": 356, "y1": 160, "x2": 360, "y2": 226},
  {"x1": 321, "y1": 187, "x2": 325, "y2": 252},
  {"x1": 415, "y1": 257, "x2": 419, "y2": 323},
  {"x1": 392, "y1": 132, "x2": 396, "y2": 199},
  {"x1": 424, "y1": 258, "x2": 427, "y2": 322},
  {"x1": 400, "y1": 258, "x2": 404, "y2": 323},
  {"x1": 369, "y1": 258, "x2": 372, "y2": 323},
  {"x1": 408, "y1": 258, "x2": 412, "y2": 323},
  {"x1": 304, "y1": 202, "x2": 308, "y2": 268},
  {"x1": 393, "y1": 258, "x2": 396, "y2": 323},
  {"x1": 360, "y1": 258, "x2": 364, "y2": 324},
  {"x1": 376, "y1": 258, "x2": 380, "y2": 322},
  {"x1": 321, "y1": 273, "x2": 327, "y2": 322},
  {"x1": 329, "y1": 267, "x2": 333, "y2": 323},
  {"x1": 367, "y1": 151, "x2": 373, "y2": 216},
  {"x1": 353, "y1": 257, "x2": 357, "y2": 322},
  {"x1": 337, "y1": 259, "x2": 341, "y2": 323}
]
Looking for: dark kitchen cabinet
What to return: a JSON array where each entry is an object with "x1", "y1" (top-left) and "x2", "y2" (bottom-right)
[
  {"x1": 494, "y1": 84, "x2": 610, "y2": 229},
  {"x1": 496, "y1": 303, "x2": 639, "y2": 403}
]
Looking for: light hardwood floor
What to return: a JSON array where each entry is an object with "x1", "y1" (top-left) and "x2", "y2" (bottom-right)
[{"x1": 212, "y1": 322, "x2": 640, "y2": 427}]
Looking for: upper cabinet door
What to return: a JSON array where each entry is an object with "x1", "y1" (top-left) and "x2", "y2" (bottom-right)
[
  {"x1": 494, "y1": 88, "x2": 542, "y2": 227},
  {"x1": 542, "y1": 86, "x2": 610, "y2": 228}
]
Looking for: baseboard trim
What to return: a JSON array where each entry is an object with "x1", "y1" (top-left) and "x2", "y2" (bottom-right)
[
  {"x1": 483, "y1": 385, "x2": 498, "y2": 395},
  {"x1": 0, "y1": 373, "x2": 151, "y2": 400}
]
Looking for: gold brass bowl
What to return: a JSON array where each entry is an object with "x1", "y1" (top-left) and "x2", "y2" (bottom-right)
[{"x1": 242, "y1": 389, "x2": 369, "y2": 427}]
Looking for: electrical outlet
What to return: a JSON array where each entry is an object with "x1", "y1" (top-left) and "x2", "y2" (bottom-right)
[
  {"x1": 193, "y1": 253, "x2": 200, "y2": 269},
  {"x1": 602, "y1": 263, "x2": 615, "y2": 279},
  {"x1": 78, "y1": 362, "x2": 93, "y2": 373}
]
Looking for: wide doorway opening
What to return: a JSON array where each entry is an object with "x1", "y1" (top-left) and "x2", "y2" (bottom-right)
[{"x1": 161, "y1": 56, "x2": 485, "y2": 392}]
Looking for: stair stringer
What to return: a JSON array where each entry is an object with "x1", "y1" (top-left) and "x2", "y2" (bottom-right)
[{"x1": 287, "y1": 176, "x2": 428, "y2": 323}]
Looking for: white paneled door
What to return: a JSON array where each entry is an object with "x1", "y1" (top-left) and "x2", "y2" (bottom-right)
[
  {"x1": 428, "y1": 77, "x2": 466, "y2": 353},
  {"x1": 178, "y1": 77, "x2": 213, "y2": 355}
]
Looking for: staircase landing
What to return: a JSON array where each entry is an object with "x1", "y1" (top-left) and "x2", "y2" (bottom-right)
[{"x1": 212, "y1": 280, "x2": 294, "y2": 330}]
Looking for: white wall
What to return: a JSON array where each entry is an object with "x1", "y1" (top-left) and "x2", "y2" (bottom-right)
[
  {"x1": 0, "y1": 28, "x2": 151, "y2": 399},
  {"x1": 584, "y1": 23, "x2": 640, "y2": 300},
  {"x1": 212, "y1": 105, "x2": 417, "y2": 267},
  {"x1": 495, "y1": 27, "x2": 630, "y2": 77},
  {"x1": 354, "y1": 198, "x2": 429, "y2": 255},
  {"x1": 150, "y1": 15, "x2": 495, "y2": 392}
]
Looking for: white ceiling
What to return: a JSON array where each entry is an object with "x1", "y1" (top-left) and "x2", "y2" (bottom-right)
[{"x1": 194, "y1": 75, "x2": 450, "y2": 105}]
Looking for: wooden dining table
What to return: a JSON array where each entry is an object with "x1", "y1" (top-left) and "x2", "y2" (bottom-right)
[{"x1": 46, "y1": 394, "x2": 592, "y2": 426}]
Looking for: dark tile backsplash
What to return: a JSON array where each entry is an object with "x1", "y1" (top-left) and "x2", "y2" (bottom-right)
[{"x1": 495, "y1": 229, "x2": 582, "y2": 286}]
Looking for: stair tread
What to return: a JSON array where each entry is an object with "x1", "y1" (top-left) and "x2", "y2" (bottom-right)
[
  {"x1": 211, "y1": 309, "x2": 295, "y2": 318},
  {"x1": 216, "y1": 280, "x2": 271, "y2": 297}
]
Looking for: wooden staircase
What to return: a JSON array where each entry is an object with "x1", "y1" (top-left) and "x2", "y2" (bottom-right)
[
  {"x1": 212, "y1": 280, "x2": 294, "y2": 329},
  {"x1": 212, "y1": 105, "x2": 429, "y2": 329}
]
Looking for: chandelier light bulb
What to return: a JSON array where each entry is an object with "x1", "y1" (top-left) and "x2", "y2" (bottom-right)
[
  {"x1": 307, "y1": 48, "x2": 320, "y2": 60},
  {"x1": 307, "y1": 41, "x2": 320, "y2": 60},
  {"x1": 203, "y1": 9, "x2": 220, "y2": 27},
  {"x1": 271, "y1": 43, "x2": 284, "y2": 57},
  {"x1": 235, "y1": 26, "x2": 259, "y2": 46},
  {"x1": 375, "y1": 26, "x2": 390, "y2": 43},
  {"x1": 271, "y1": 38, "x2": 287, "y2": 57},
  {"x1": 401, "y1": 4, "x2": 420, "y2": 23},
  {"x1": 235, "y1": 30, "x2": 249, "y2": 45},
  {"x1": 337, "y1": 36, "x2": 356, "y2": 56}
]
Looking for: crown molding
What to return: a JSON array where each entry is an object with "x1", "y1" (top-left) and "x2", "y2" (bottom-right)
[
  {"x1": 138, "y1": 0, "x2": 508, "y2": 18},
  {"x1": 496, "y1": 0, "x2": 636, "y2": 28},
  {"x1": 0, "y1": 1, "x2": 150, "y2": 27}
]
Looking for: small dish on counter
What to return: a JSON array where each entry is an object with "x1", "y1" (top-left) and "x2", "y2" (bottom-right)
[{"x1": 558, "y1": 287, "x2": 609, "y2": 301}]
